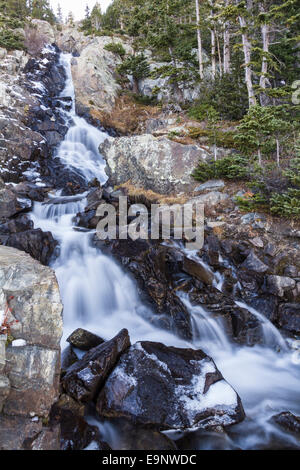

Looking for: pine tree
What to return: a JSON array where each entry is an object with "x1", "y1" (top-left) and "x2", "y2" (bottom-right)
[
  {"x1": 91, "y1": 1, "x2": 102, "y2": 31},
  {"x1": 66, "y1": 11, "x2": 75, "y2": 25},
  {"x1": 57, "y1": 3, "x2": 63, "y2": 23},
  {"x1": 85, "y1": 4, "x2": 90, "y2": 19}
]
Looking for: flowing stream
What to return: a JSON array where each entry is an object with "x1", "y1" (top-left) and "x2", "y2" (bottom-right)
[{"x1": 31, "y1": 53, "x2": 300, "y2": 450}]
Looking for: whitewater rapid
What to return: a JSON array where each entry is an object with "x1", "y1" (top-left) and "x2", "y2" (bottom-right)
[{"x1": 30, "y1": 53, "x2": 300, "y2": 450}]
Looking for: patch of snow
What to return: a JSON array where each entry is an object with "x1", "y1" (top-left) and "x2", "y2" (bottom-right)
[
  {"x1": 134, "y1": 342, "x2": 171, "y2": 374},
  {"x1": 12, "y1": 339, "x2": 27, "y2": 347},
  {"x1": 84, "y1": 441, "x2": 99, "y2": 450},
  {"x1": 177, "y1": 358, "x2": 238, "y2": 427}
]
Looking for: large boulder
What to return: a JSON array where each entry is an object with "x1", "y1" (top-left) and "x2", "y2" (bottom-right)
[
  {"x1": 67, "y1": 328, "x2": 104, "y2": 351},
  {"x1": 97, "y1": 341, "x2": 245, "y2": 431},
  {"x1": 62, "y1": 329, "x2": 130, "y2": 403},
  {"x1": 30, "y1": 19, "x2": 55, "y2": 44},
  {"x1": 100, "y1": 135, "x2": 208, "y2": 194},
  {"x1": 266, "y1": 275, "x2": 296, "y2": 297},
  {"x1": 0, "y1": 246, "x2": 63, "y2": 449},
  {"x1": 1, "y1": 228, "x2": 58, "y2": 266},
  {"x1": 270, "y1": 412, "x2": 300, "y2": 436},
  {"x1": 56, "y1": 32, "x2": 132, "y2": 113},
  {"x1": 0, "y1": 186, "x2": 31, "y2": 219}
]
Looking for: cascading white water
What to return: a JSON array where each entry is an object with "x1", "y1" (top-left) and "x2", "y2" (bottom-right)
[
  {"x1": 31, "y1": 53, "x2": 300, "y2": 450},
  {"x1": 56, "y1": 54, "x2": 108, "y2": 183}
]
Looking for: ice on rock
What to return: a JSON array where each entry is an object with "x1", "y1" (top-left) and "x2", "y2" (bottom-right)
[{"x1": 97, "y1": 342, "x2": 245, "y2": 430}]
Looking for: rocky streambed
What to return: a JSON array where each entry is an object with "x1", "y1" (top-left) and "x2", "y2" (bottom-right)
[{"x1": 0, "y1": 38, "x2": 300, "y2": 451}]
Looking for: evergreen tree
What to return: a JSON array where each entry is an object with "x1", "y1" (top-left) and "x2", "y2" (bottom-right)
[
  {"x1": 85, "y1": 4, "x2": 90, "y2": 19},
  {"x1": 57, "y1": 3, "x2": 63, "y2": 24},
  {"x1": 66, "y1": 11, "x2": 75, "y2": 25},
  {"x1": 91, "y1": 1, "x2": 102, "y2": 30}
]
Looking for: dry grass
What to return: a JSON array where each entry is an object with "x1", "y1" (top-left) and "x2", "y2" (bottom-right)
[
  {"x1": 118, "y1": 181, "x2": 190, "y2": 207},
  {"x1": 90, "y1": 94, "x2": 161, "y2": 135}
]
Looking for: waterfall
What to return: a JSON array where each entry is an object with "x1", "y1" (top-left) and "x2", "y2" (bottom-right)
[
  {"x1": 56, "y1": 53, "x2": 108, "y2": 184},
  {"x1": 30, "y1": 53, "x2": 300, "y2": 450}
]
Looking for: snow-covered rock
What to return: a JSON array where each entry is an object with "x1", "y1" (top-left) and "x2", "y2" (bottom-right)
[{"x1": 97, "y1": 341, "x2": 245, "y2": 430}]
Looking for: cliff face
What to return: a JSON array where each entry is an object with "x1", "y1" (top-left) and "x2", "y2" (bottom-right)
[{"x1": 0, "y1": 247, "x2": 63, "y2": 450}]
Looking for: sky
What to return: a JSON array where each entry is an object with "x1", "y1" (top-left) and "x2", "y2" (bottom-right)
[{"x1": 50, "y1": 0, "x2": 113, "y2": 21}]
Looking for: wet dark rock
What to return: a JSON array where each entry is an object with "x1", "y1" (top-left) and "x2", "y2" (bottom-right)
[
  {"x1": 75, "y1": 187, "x2": 105, "y2": 229},
  {"x1": 11, "y1": 182, "x2": 49, "y2": 202},
  {"x1": 266, "y1": 275, "x2": 296, "y2": 298},
  {"x1": 44, "y1": 130, "x2": 63, "y2": 147},
  {"x1": 270, "y1": 412, "x2": 300, "y2": 436},
  {"x1": 2, "y1": 228, "x2": 58, "y2": 266},
  {"x1": 97, "y1": 341, "x2": 245, "y2": 430},
  {"x1": 182, "y1": 256, "x2": 214, "y2": 285},
  {"x1": 241, "y1": 251, "x2": 269, "y2": 273},
  {"x1": 284, "y1": 265, "x2": 298, "y2": 277},
  {"x1": 206, "y1": 234, "x2": 221, "y2": 267},
  {"x1": 277, "y1": 303, "x2": 300, "y2": 334},
  {"x1": 177, "y1": 428, "x2": 238, "y2": 450},
  {"x1": 76, "y1": 209, "x2": 98, "y2": 229},
  {"x1": 245, "y1": 295, "x2": 278, "y2": 323},
  {"x1": 264, "y1": 243, "x2": 277, "y2": 257},
  {"x1": 62, "y1": 329, "x2": 131, "y2": 403},
  {"x1": 86, "y1": 187, "x2": 104, "y2": 210},
  {"x1": 67, "y1": 328, "x2": 105, "y2": 351},
  {"x1": 50, "y1": 394, "x2": 110, "y2": 450},
  {"x1": 107, "y1": 418, "x2": 177, "y2": 450},
  {"x1": 104, "y1": 239, "x2": 193, "y2": 340},
  {"x1": 189, "y1": 286, "x2": 262, "y2": 346},
  {"x1": 61, "y1": 345, "x2": 79, "y2": 372},
  {"x1": 0, "y1": 214, "x2": 33, "y2": 234},
  {"x1": 0, "y1": 187, "x2": 31, "y2": 219}
]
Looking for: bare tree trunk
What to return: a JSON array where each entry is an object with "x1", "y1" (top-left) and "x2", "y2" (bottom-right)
[
  {"x1": 216, "y1": 31, "x2": 222, "y2": 77},
  {"x1": 195, "y1": 0, "x2": 204, "y2": 79},
  {"x1": 239, "y1": 14, "x2": 256, "y2": 107},
  {"x1": 214, "y1": 143, "x2": 218, "y2": 161},
  {"x1": 260, "y1": 23, "x2": 269, "y2": 89},
  {"x1": 258, "y1": 148, "x2": 262, "y2": 166},
  {"x1": 259, "y1": 12, "x2": 270, "y2": 106},
  {"x1": 133, "y1": 77, "x2": 139, "y2": 94},
  {"x1": 223, "y1": 1, "x2": 231, "y2": 74},
  {"x1": 211, "y1": 27, "x2": 216, "y2": 80},
  {"x1": 276, "y1": 138, "x2": 280, "y2": 168}
]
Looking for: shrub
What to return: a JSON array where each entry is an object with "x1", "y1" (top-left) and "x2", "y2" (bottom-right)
[
  {"x1": 284, "y1": 157, "x2": 300, "y2": 187},
  {"x1": 104, "y1": 42, "x2": 126, "y2": 57},
  {"x1": 0, "y1": 29, "x2": 24, "y2": 50},
  {"x1": 188, "y1": 74, "x2": 248, "y2": 122},
  {"x1": 188, "y1": 103, "x2": 217, "y2": 122},
  {"x1": 270, "y1": 189, "x2": 300, "y2": 218},
  {"x1": 192, "y1": 154, "x2": 249, "y2": 182},
  {"x1": 235, "y1": 193, "x2": 269, "y2": 212}
]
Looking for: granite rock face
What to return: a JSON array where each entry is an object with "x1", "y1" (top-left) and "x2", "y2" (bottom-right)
[
  {"x1": 0, "y1": 246, "x2": 63, "y2": 450},
  {"x1": 100, "y1": 134, "x2": 208, "y2": 194}
]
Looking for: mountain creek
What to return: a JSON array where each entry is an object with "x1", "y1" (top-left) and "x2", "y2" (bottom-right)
[{"x1": 0, "y1": 21, "x2": 300, "y2": 451}]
